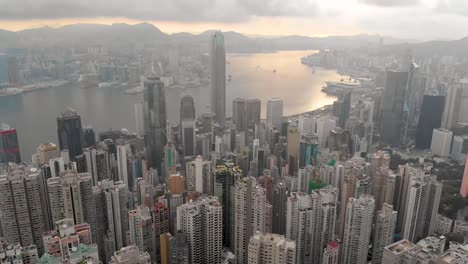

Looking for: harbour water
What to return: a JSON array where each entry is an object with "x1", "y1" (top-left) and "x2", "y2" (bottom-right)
[{"x1": 0, "y1": 50, "x2": 345, "y2": 159}]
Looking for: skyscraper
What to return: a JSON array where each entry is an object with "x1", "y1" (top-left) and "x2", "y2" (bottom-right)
[
  {"x1": 152, "y1": 202, "x2": 169, "y2": 264},
  {"x1": 186, "y1": 155, "x2": 212, "y2": 194},
  {"x1": 415, "y1": 95, "x2": 445, "y2": 149},
  {"x1": 322, "y1": 240, "x2": 340, "y2": 264},
  {"x1": 285, "y1": 187, "x2": 338, "y2": 264},
  {"x1": 430, "y1": 128, "x2": 453, "y2": 157},
  {"x1": 181, "y1": 95, "x2": 196, "y2": 157},
  {"x1": 441, "y1": 84, "x2": 468, "y2": 129},
  {"x1": 379, "y1": 71, "x2": 408, "y2": 146},
  {"x1": 210, "y1": 31, "x2": 226, "y2": 126},
  {"x1": 232, "y1": 98, "x2": 261, "y2": 132},
  {"x1": 177, "y1": 197, "x2": 223, "y2": 264},
  {"x1": 341, "y1": 195, "x2": 375, "y2": 264},
  {"x1": 0, "y1": 123, "x2": 21, "y2": 163},
  {"x1": 372, "y1": 203, "x2": 397, "y2": 264},
  {"x1": 234, "y1": 177, "x2": 267, "y2": 264},
  {"x1": 214, "y1": 163, "x2": 242, "y2": 248},
  {"x1": 128, "y1": 205, "x2": 156, "y2": 262},
  {"x1": 267, "y1": 98, "x2": 283, "y2": 130},
  {"x1": 92, "y1": 179, "x2": 129, "y2": 262},
  {"x1": 0, "y1": 165, "x2": 46, "y2": 254},
  {"x1": 57, "y1": 107, "x2": 83, "y2": 160},
  {"x1": 247, "y1": 232, "x2": 296, "y2": 264},
  {"x1": 46, "y1": 170, "x2": 94, "y2": 227},
  {"x1": 144, "y1": 75, "x2": 167, "y2": 174},
  {"x1": 402, "y1": 173, "x2": 442, "y2": 242},
  {"x1": 272, "y1": 182, "x2": 288, "y2": 235}
]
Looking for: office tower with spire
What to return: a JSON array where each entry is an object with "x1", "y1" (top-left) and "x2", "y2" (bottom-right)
[
  {"x1": 342, "y1": 195, "x2": 375, "y2": 264},
  {"x1": 234, "y1": 177, "x2": 267, "y2": 264},
  {"x1": 0, "y1": 123, "x2": 21, "y2": 163},
  {"x1": 57, "y1": 107, "x2": 83, "y2": 160},
  {"x1": 214, "y1": 163, "x2": 243, "y2": 248},
  {"x1": 402, "y1": 173, "x2": 442, "y2": 242},
  {"x1": 379, "y1": 71, "x2": 408, "y2": 146},
  {"x1": 177, "y1": 197, "x2": 223, "y2": 264},
  {"x1": 128, "y1": 205, "x2": 156, "y2": 262},
  {"x1": 248, "y1": 232, "x2": 296, "y2": 264},
  {"x1": 267, "y1": 98, "x2": 283, "y2": 130},
  {"x1": 0, "y1": 165, "x2": 46, "y2": 253},
  {"x1": 144, "y1": 75, "x2": 167, "y2": 174},
  {"x1": 181, "y1": 95, "x2": 196, "y2": 157},
  {"x1": 210, "y1": 31, "x2": 226, "y2": 126},
  {"x1": 92, "y1": 179, "x2": 129, "y2": 262},
  {"x1": 372, "y1": 203, "x2": 397, "y2": 264}
]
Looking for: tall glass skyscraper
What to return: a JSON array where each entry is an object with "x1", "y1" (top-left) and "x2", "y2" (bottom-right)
[
  {"x1": 180, "y1": 95, "x2": 196, "y2": 157},
  {"x1": 144, "y1": 75, "x2": 167, "y2": 175},
  {"x1": 57, "y1": 107, "x2": 83, "y2": 161},
  {"x1": 210, "y1": 31, "x2": 226, "y2": 126}
]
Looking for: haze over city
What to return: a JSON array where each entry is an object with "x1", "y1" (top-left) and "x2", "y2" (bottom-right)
[{"x1": 0, "y1": 0, "x2": 468, "y2": 264}]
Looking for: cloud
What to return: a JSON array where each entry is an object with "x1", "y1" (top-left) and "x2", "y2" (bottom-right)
[
  {"x1": 0, "y1": 0, "x2": 319, "y2": 22},
  {"x1": 360, "y1": 0, "x2": 420, "y2": 7},
  {"x1": 437, "y1": 0, "x2": 468, "y2": 16}
]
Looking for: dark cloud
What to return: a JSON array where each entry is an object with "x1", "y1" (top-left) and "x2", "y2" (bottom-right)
[
  {"x1": 0, "y1": 0, "x2": 318, "y2": 22},
  {"x1": 360, "y1": 0, "x2": 419, "y2": 7}
]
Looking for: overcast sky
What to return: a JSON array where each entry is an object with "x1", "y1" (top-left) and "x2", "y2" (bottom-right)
[{"x1": 0, "y1": 0, "x2": 467, "y2": 40}]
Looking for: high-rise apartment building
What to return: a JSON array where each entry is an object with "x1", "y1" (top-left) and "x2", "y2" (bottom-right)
[
  {"x1": 57, "y1": 107, "x2": 83, "y2": 160},
  {"x1": 234, "y1": 177, "x2": 267, "y2": 264},
  {"x1": 128, "y1": 205, "x2": 156, "y2": 262},
  {"x1": 372, "y1": 203, "x2": 397, "y2": 264},
  {"x1": 91, "y1": 179, "x2": 129, "y2": 262},
  {"x1": 0, "y1": 165, "x2": 46, "y2": 253},
  {"x1": 248, "y1": 232, "x2": 296, "y2": 264},
  {"x1": 177, "y1": 197, "x2": 223, "y2": 264},
  {"x1": 0, "y1": 123, "x2": 21, "y2": 163},
  {"x1": 430, "y1": 128, "x2": 453, "y2": 157},
  {"x1": 152, "y1": 202, "x2": 169, "y2": 264},
  {"x1": 46, "y1": 170, "x2": 94, "y2": 226},
  {"x1": 210, "y1": 31, "x2": 226, "y2": 126},
  {"x1": 36, "y1": 143, "x2": 60, "y2": 165},
  {"x1": 322, "y1": 240, "x2": 339, "y2": 264},
  {"x1": 144, "y1": 75, "x2": 167, "y2": 174},
  {"x1": 341, "y1": 195, "x2": 375, "y2": 264},
  {"x1": 267, "y1": 98, "x2": 283, "y2": 130},
  {"x1": 402, "y1": 173, "x2": 442, "y2": 242},
  {"x1": 272, "y1": 182, "x2": 288, "y2": 235},
  {"x1": 186, "y1": 155, "x2": 212, "y2": 194},
  {"x1": 285, "y1": 187, "x2": 338, "y2": 264},
  {"x1": 214, "y1": 163, "x2": 242, "y2": 248}
]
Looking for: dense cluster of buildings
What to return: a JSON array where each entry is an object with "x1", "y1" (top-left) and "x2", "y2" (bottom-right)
[{"x1": 0, "y1": 31, "x2": 468, "y2": 264}]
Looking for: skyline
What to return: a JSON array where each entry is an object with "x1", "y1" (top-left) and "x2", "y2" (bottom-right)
[{"x1": 0, "y1": 0, "x2": 468, "y2": 40}]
